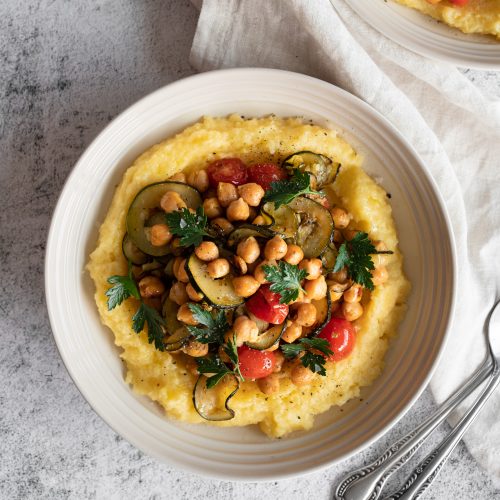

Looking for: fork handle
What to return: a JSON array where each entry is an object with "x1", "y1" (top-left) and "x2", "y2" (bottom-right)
[
  {"x1": 334, "y1": 359, "x2": 492, "y2": 500},
  {"x1": 384, "y1": 364, "x2": 500, "y2": 500}
]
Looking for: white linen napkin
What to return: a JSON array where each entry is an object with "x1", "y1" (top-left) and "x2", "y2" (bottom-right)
[{"x1": 190, "y1": 0, "x2": 500, "y2": 485}]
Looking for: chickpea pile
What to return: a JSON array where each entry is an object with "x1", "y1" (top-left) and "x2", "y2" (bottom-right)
[{"x1": 133, "y1": 166, "x2": 390, "y2": 396}]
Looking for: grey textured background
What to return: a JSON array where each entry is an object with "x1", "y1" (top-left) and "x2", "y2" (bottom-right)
[{"x1": 1, "y1": 1, "x2": 499, "y2": 499}]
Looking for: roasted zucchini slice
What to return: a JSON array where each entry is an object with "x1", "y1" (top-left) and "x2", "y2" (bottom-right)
[
  {"x1": 245, "y1": 322, "x2": 286, "y2": 351},
  {"x1": 122, "y1": 234, "x2": 150, "y2": 265},
  {"x1": 186, "y1": 254, "x2": 244, "y2": 308},
  {"x1": 321, "y1": 244, "x2": 338, "y2": 273},
  {"x1": 282, "y1": 151, "x2": 340, "y2": 188},
  {"x1": 162, "y1": 297, "x2": 191, "y2": 351},
  {"x1": 227, "y1": 224, "x2": 275, "y2": 247},
  {"x1": 193, "y1": 374, "x2": 239, "y2": 421},
  {"x1": 289, "y1": 197, "x2": 334, "y2": 258},
  {"x1": 309, "y1": 292, "x2": 332, "y2": 338},
  {"x1": 260, "y1": 202, "x2": 298, "y2": 238},
  {"x1": 126, "y1": 181, "x2": 202, "y2": 257}
]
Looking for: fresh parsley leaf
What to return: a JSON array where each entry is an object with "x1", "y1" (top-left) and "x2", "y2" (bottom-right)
[
  {"x1": 105, "y1": 272, "x2": 140, "y2": 310},
  {"x1": 224, "y1": 334, "x2": 244, "y2": 381},
  {"x1": 333, "y1": 232, "x2": 376, "y2": 290},
  {"x1": 186, "y1": 304, "x2": 229, "y2": 344},
  {"x1": 281, "y1": 337, "x2": 333, "y2": 376},
  {"x1": 164, "y1": 206, "x2": 209, "y2": 247},
  {"x1": 262, "y1": 261, "x2": 308, "y2": 304},
  {"x1": 196, "y1": 355, "x2": 233, "y2": 389},
  {"x1": 263, "y1": 170, "x2": 317, "y2": 208},
  {"x1": 132, "y1": 302, "x2": 166, "y2": 351}
]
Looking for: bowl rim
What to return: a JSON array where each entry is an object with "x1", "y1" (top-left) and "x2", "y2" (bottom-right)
[{"x1": 45, "y1": 67, "x2": 457, "y2": 481}]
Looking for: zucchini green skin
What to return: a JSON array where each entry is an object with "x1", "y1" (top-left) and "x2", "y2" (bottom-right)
[
  {"x1": 122, "y1": 234, "x2": 150, "y2": 265},
  {"x1": 162, "y1": 298, "x2": 191, "y2": 351},
  {"x1": 245, "y1": 321, "x2": 286, "y2": 351},
  {"x1": 289, "y1": 197, "x2": 334, "y2": 258},
  {"x1": 227, "y1": 224, "x2": 275, "y2": 247},
  {"x1": 309, "y1": 291, "x2": 332, "y2": 338},
  {"x1": 192, "y1": 374, "x2": 239, "y2": 421},
  {"x1": 282, "y1": 151, "x2": 340, "y2": 188},
  {"x1": 126, "y1": 181, "x2": 202, "y2": 257},
  {"x1": 321, "y1": 244, "x2": 338, "y2": 273},
  {"x1": 186, "y1": 254, "x2": 244, "y2": 309},
  {"x1": 260, "y1": 202, "x2": 298, "y2": 238}
]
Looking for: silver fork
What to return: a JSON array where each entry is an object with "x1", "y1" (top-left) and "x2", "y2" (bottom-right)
[{"x1": 335, "y1": 301, "x2": 500, "y2": 500}]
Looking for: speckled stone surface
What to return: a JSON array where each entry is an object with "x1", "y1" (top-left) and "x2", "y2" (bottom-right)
[{"x1": 1, "y1": 1, "x2": 499, "y2": 499}]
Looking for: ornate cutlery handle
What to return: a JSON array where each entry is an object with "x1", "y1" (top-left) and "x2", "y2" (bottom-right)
[
  {"x1": 334, "y1": 359, "x2": 492, "y2": 500},
  {"x1": 384, "y1": 364, "x2": 500, "y2": 500}
]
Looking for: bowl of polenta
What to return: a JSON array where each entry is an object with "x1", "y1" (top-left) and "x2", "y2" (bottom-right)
[{"x1": 46, "y1": 68, "x2": 456, "y2": 480}]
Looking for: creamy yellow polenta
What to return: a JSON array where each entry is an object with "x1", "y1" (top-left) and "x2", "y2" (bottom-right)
[
  {"x1": 394, "y1": 0, "x2": 500, "y2": 39},
  {"x1": 87, "y1": 115, "x2": 410, "y2": 438}
]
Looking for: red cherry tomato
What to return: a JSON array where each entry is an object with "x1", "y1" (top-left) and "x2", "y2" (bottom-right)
[
  {"x1": 238, "y1": 345, "x2": 276, "y2": 379},
  {"x1": 318, "y1": 317, "x2": 356, "y2": 361},
  {"x1": 248, "y1": 163, "x2": 288, "y2": 190},
  {"x1": 206, "y1": 158, "x2": 248, "y2": 187},
  {"x1": 450, "y1": 0, "x2": 469, "y2": 5},
  {"x1": 245, "y1": 285, "x2": 289, "y2": 324}
]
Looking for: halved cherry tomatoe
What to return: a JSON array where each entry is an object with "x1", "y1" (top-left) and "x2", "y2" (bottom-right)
[
  {"x1": 206, "y1": 158, "x2": 248, "y2": 187},
  {"x1": 245, "y1": 284, "x2": 289, "y2": 324},
  {"x1": 449, "y1": 0, "x2": 469, "y2": 5},
  {"x1": 317, "y1": 317, "x2": 356, "y2": 361},
  {"x1": 237, "y1": 345, "x2": 276, "y2": 379},
  {"x1": 247, "y1": 163, "x2": 288, "y2": 190}
]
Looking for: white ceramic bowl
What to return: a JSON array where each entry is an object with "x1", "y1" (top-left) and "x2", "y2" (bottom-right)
[
  {"x1": 345, "y1": 0, "x2": 500, "y2": 69},
  {"x1": 45, "y1": 68, "x2": 456, "y2": 481}
]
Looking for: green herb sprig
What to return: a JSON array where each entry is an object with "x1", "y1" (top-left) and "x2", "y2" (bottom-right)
[
  {"x1": 262, "y1": 261, "x2": 308, "y2": 304},
  {"x1": 281, "y1": 337, "x2": 333, "y2": 376},
  {"x1": 164, "y1": 206, "x2": 209, "y2": 247},
  {"x1": 186, "y1": 303, "x2": 229, "y2": 344},
  {"x1": 105, "y1": 264, "x2": 166, "y2": 351},
  {"x1": 263, "y1": 170, "x2": 317, "y2": 208}
]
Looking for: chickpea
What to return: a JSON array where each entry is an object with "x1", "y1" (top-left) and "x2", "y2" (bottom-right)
[
  {"x1": 203, "y1": 197, "x2": 223, "y2": 219},
  {"x1": 149, "y1": 223, "x2": 173, "y2": 246},
  {"x1": 187, "y1": 169, "x2": 209, "y2": 192},
  {"x1": 295, "y1": 303, "x2": 317, "y2": 327},
  {"x1": 252, "y1": 215, "x2": 266, "y2": 226},
  {"x1": 171, "y1": 237, "x2": 182, "y2": 255},
  {"x1": 281, "y1": 321, "x2": 303, "y2": 343},
  {"x1": 177, "y1": 303, "x2": 199, "y2": 325},
  {"x1": 183, "y1": 339, "x2": 209, "y2": 357},
  {"x1": 344, "y1": 284, "x2": 363, "y2": 303},
  {"x1": 237, "y1": 236, "x2": 260, "y2": 264},
  {"x1": 142, "y1": 296, "x2": 162, "y2": 311},
  {"x1": 330, "y1": 207, "x2": 351, "y2": 229},
  {"x1": 329, "y1": 267, "x2": 348, "y2": 284},
  {"x1": 217, "y1": 182, "x2": 238, "y2": 207},
  {"x1": 342, "y1": 301, "x2": 363, "y2": 321},
  {"x1": 173, "y1": 257, "x2": 189, "y2": 283},
  {"x1": 291, "y1": 364, "x2": 315, "y2": 386},
  {"x1": 218, "y1": 345, "x2": 231, "y2": 363},
  {"x1": 304, "y1": 275, "x2": 327, "y2": 301},
  {"x1": 233, "y1": 315, "x2": 259, "y2": 344},
  {"x1": 233, "y1": 275, "x2": 260, "y2": 298},
  {"x1": 226, "y1": 198, "x2": 250, "y2": 222},
  {"x1": 211, "y1": 217, "x2": 234, "y2": 235},
  {"x1": 332, "y1": 229, "x2": 344, "y2": 244},
  {"x1": 298, "y1": 258, "x2": 322, "y2": 280},
  {"x1": 273, "y1": 350, "x2": 285, "y2": 373},
  {"x1": 328, "y1": 283, "x2": 344, "y2": 302},
  {"x1": 237, "y1": 183, "x2": 265, "y2": 207},
  {"x1": 186, "y1": 283, "x2": 203, "y2": 302},
  {"x1": 138, "y1": 276, "x2": 165, "y2": 298},
  {"x1": 207, "y1": 258, "x2": 230, "y2": 279},
  {"x1": 372, "y1": 266, "x2": 389, "y2": 286},
  {"x1": 233, "y1": 255, "x2": 248, "y2": 275},
  {"x1": 160, "y1": 191, "x2": 186, "y2": 213},
  {"x1": 254, "y1": 259, "x2": 275, "y2": 284},
  {"x1": 257, "y1": 373, "x2": 280, "y2": 395},
  {"x1": 264, "y1": 235, "x2": 288, "y2": 260},
  {"x1": 185, "y1": 356, "x2": 199, "y2": 376},
  {"x1": 284, "y1": 244, "x2": 304, "y2": 265},
  {"x1": 169, "y1": 172, "x2": 186, "y2": 183},
  {"x1": 169, "y1": 281, "x2": 189, "y2": 305},
  {"x1": 194, "y1": 241, "x2": 219, "y2": 261},
  {"x1": 344, "y1": 229, "x2": 359, "y2": 241}
]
